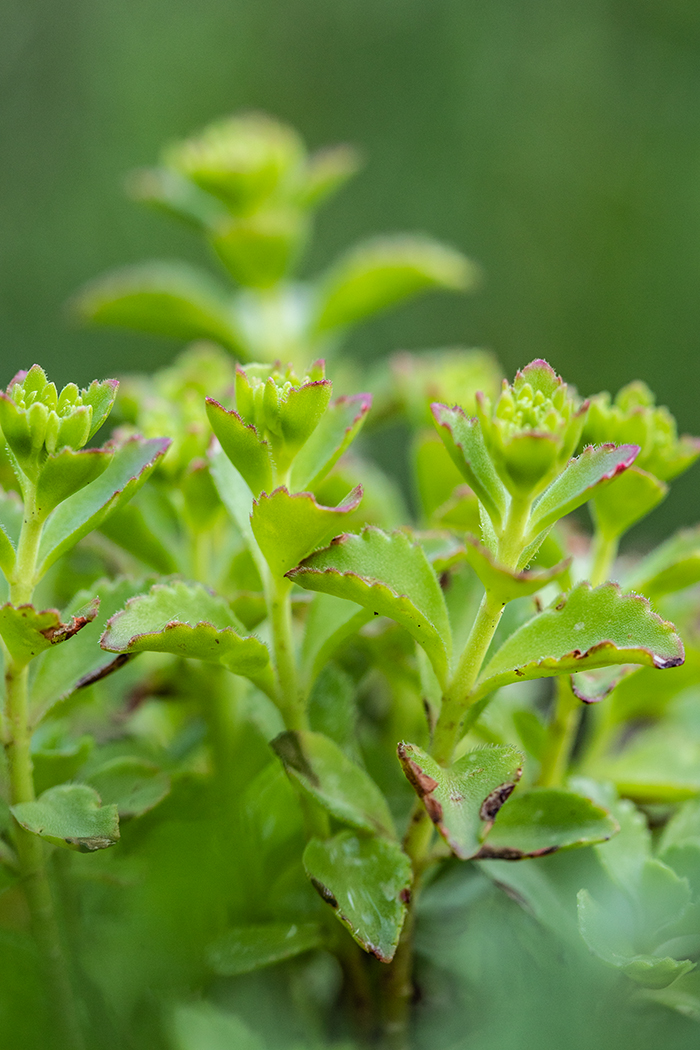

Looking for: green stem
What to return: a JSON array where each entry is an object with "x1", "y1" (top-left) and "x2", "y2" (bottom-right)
[
  {"x1": 536, "y1": 676, "x2": 580, "y2": 787},
  {"x1": 2, "y1": 487, "x2": 84, "y2": 1049},
  {"x1": 431, "y1": 590, "x2": 505, "y2": 767},
  {"x1": 590, "y1": 531, "x2": 618, "y2": 587},
  {"x1": 268, "y1": 573, "x2": 305, "y2": 730}
]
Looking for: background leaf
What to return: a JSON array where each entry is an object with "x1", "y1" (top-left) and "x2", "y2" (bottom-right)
[
  {"x1": 478, "y1": 787, "x2": 618, "y2": 859},
  {"x1": 207, "y1": 923, "x2": 323, "y2": 977},
  {"x1": 11, "y1": 784, "x2": 119, "y2": 852}
]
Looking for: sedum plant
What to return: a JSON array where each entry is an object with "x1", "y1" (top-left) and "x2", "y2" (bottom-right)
[{"x1": 3, "y1": 115, "x2": 700, "y2": 1050}]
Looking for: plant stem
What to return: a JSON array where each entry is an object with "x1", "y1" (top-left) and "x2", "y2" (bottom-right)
[
  {"x1": 268, "y1": 573, "x2": 305, "y2": 731},
  {"x1": 2, "y1": 488, "x2": 85, "y2": 1049},
  {"x1": 590, "y1": 530, "x2": 618, "y2": 587},
  {"x1": 536, "y1": 676, "x2": 580, "y2": 787}
]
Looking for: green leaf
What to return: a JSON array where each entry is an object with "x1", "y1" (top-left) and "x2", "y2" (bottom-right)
[
  {"x1": 11, "y1": 784, "x2": 119, "y2": 852},
  {"x1": 462, "y1": 535, "x2": 571, "y2": 602},
  {"x1": 99, "y1": 503, "x2": 179, "y2": 574},
  {"x1": 251, "y1": 486, "x2": 363, "y2": 577},
  {"x1": 127, "y1": 165, "x2": 228, "y2": 229},
  {"x1": 412, "y1": 431, "x2": 467, "y2": 522},
  {"x1": 528, "y1": 443, "x2": 639, "y2": 537},
  {"x1": 205, "y1": 398, "x2": 273, "y2": 497},
  {"x1": 171, "y1": 1004, "x2": 265, "y2": 1050},
  {"x1": 308, "y1": 664, "x2": 358, "y2": 755},
  {"x1": 640, "y1": 970, "x2": 700, "y2": 1020},
  {"x1": 303, "y1": 831, "x2": 412, "y2": 961},
  {"x1": 431, "y1": 404, "x2": 507, "y2": 529},
  {"x1": 30, "y1": 577, "x2": 151, "y2": 723},
  {"x1": 478, "y1": 788, "x2": 618, "y2": 859},
  {"x1": 35, "y1": 447, "x2": 113, "y2": 518},
  {"x1": 290, "y1": 393, "x2": 373, "y2": 492},
  {"x1": 100, "y1": 580, "x2": 271, "y2": 679},
  {"x1": 397, "y1": 742, "x2": 523, "y2": 859},
  {"x1": 626, "y1": 524, "x2": 700, "y2": 600},
  {"x1": 84, "y1": 757, "x2": 171, "y2": 818},
  {"x1": 0, "y1": 489, "x2": 22, "y2": 578},
  {"x1": 81, "y1": 378, "x2": 120, "y2": 440},
  {"x1": 313, "y1": 235, "x2": 478, "y2": 332},
  {"x1": 207, "y1": 922, "x2": 324, "y2": 977},
  {"x1": 578, "y1": 888, "x2": 695, "y2": 989},
  {"x1": 272, "y1": 730, "x2": 395, "y2": 838},
  {"x1": 37, "y1": 437, "x2": 171, "y2": 576},
  {"x1": 301, "y1": 592, "x2": 371, "y2": 688},
  {"x1": 298, "y1": 143, "x2": 361, "y2": 208},
  {"x1": 73, "y1": 261, "x2": 245, "y2": 355},
  {"x1": 474, "y1": 583, "x2": 684, "y2": 701},
  {"x1": 588, "y1": 724, "x2": 700, "y2": 803},
  {"x1": 0, "y1": 598, "x2": 99, "y2": 667},
  {"x1": 591, "y1": 465, "x2": 668, "y2": 541},
  {"x1": 287, "y1": 527, "x2": 452, "y2": 688},
  {"x1": 32, "y1": 734, "x2": 93, "y2": 795}
]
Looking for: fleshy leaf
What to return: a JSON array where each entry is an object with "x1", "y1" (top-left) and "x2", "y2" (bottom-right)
[
  {"x1": 626, "y1": 524, "x2": 700, "y2": 600},
  {"x1": 290, "y1": 393, "x2": 373, "y2": 492},
  {"x1": 251, "y1": 486, "x2": 363, "y2": 577},
  {"x1": 301, "y1": 592, "x2": 371, "y2": 687},
  {"x1": 463, "y1": 536, "x2": 571, "y2": 602},
  {"x1": 207, "y1": 923, "x2": 324, "y2": 977},
  {"x1": 397, "y1": 742, "x2": 523, "y2": 859},
  {"x1": 73, "y1": 261, "x2": 245, "y2": 355},
  {"x1": 85, "y1": 757, "x2": 171, "y2": 818},
  {"x1": 312, "y1": 235, "x2": 477, "y2": 332},
  {"x1": 30, "y1": 577, "x2": 151, "y2": 723},
  {"x1": 205, "y1": 398, "x2": 273, "y2": 497},
  {"x1": 37, "y1": 437, "x2": 171, "y2": 576},
  {"x1": 287, "y1": 527, "x2": 452, "y2": 688},
  {"x1": 431, "y1": 404, "x2": 507, "y2": 529},
  {"x1": 35, "y1": 447, "x2": 113, "y2": 518},
  {"x1": 640, "y1": 971, "x2": 700, "y2": 1020},
  {"x1": 477, "y1": 788, "x2": 618, "y2": 859},
  {"x1": 303, "y1": 831, "x2": 412, "y2": 962},
  {"x1": 100, "y1": 580, "x2": 271, "y2": 679},
  {"x1": 0, "y1": 598, "x2": 99, "y2": 667},
  {"x1": 587, "y1": 723, "x2": 700, "y2": 803},
  {"x1": 272, "y1": 730, "x2": 395, "y2": 838},
  {"x1": 528, "y1": 443, "x2": 639, "y2": 537},
  {"x1": 474, "y1": 583, "x2": 684, "y2": 701},
  {"x1": 591, "y1": 465, "x2": 668, "y2": 541},
  {"x1": 11, "y1": 784, "x2": 119, "y2": 852},
  {"x1": 127, "y1": 165, "x2": 229, "y2": 228},
  {"x1": 100, "y1": 503, "x2": 179, "y2": 574}
]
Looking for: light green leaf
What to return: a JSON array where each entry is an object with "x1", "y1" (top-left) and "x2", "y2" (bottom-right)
[
  {"x1": 85, "y1": 757, "x2": 171, "y2": 818},
  {"x1": 35, "y1": 447, "x2": 113, "y2": 519},
  {"x1": 73, "y1": 261, "x2": 244, "y2": 355},
  {"x1": 100, "y1": 580, "x2": 271, "y2": 679},
  {"x1": 640, "y1": 970, "x2": 700, "y2": 1021},
  {"x1": 205, "y1": 398, "x2": 273, "y2": 497},
  {"x1": 37, "y1": 437, "x2": 171, "y2": 576},
  {"x1": 251, "y1": 485, "x2": 363, "y2": 577},
  {"x1": 588, "y1": 724, "x2": 700, "y2": 803},
  {"x1": 412, "y1": 431, "x2": 467, "y2": 522},
  {"x1": 478, "y1": 788, "x2": 618, "y2": 859},
  {"x1": 462, "y1": 535, "x2": 571, "y2": 602},
  {"x1": 303, "y1": 831, "x2": 412, "y2": 962},
  {"x1": 207, "y1": 922, "x2": 323, "y2": 977},
  {"x1": 127, "y1": 165, "x2": 228, "y2": 229},
  {"x1": 298, "y1": 143, "x2": 361, "y2": 208},
  {"x1": 30, "y1": 577, "x2": 151, "y2": 723},
  {"x1": 301, "y1": 592, "x2": 371, "y2": 688},
  {"x1": 171, "y1": 1003, "x2": 265, "y2": 1050},
  {"x1": 591, "y1": 465, "x2": 668, "y2": 541},
  {"x1": 397, "y1": 742, "x2": 523, "y2": 859},
  {"x1": 272, "y1": 730, "x2": 395, "y2": 838},
  {"x1": 287, "y1": 527, "x2": 452, "y2": 688},
  {"x1": 32, "y1": 734, "x2": 93, "y2": 795},
  {"x1": 313, "y1": 235, "x2": 478, "y2": 332},
  {"x1": 11, "y1": 784, "x2": 119, "y2": 852},
  {"x1": 528, "y1": 443, "x2": 639, "y2": 537},
  {"x1": 0, "y1": 489, "x2": 22, "y2": 578},
  {"x1": 290, "y1": 393, "x2": 373, "y2": 492},
  {"x1": 0, "y1": 598, "x2": 99, "y2": 667},
  {"x1": 431, "y1": 404, "x2": 507, "y2": 530},
  {"x1": 475, "y1": 583, "x2": 684, "y2": 701},
  {"x1": 626, "y1": 525, "x2": 700, "y2": 600}
]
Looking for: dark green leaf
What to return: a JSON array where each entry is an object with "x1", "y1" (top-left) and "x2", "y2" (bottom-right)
[
  {"x1": 85, "y1": 757, "x2": 171, "y2": 818},
  {"x1": 303, "y1": 831, "x2": 412, "y2": 962},
  {"x1": 475, "y1": 583, "x2": 684, "y2": 701},
  {"x1": 207, "y1": 922, "x2": 323, "y2": 976},
  {"x1": 11, "y1": 784, "x2": 119, "y2": 852},
  {"x1": 32, "y1": 734, "x2": 93, "y2": 795},
  {"x1": 205, "y1": 399, "x2": 273, "y2": 497},
  {"x1": 99, "y1": 503, "x2": 179, "y2": 573},
  {"x1": 287, "y1": 527, "x2": 452, "y2": 688},
  {"x1": 477, "y1": 788, "x2": 618, "y2": 859},
  {"x1": 37, "y1": 437, "x2": 171, "y2": 575},
  {"x1": 301, "y1": 592, "x2": 370, "y2": 688},
  {"x1": 251, "y1": 486, "x2": 363, "y2": 577},
  {"x1": 272, "y1": 730, "x2": 395, "y2": 838},
  {"x1": 171, "y1": 1004, "x2": 265, "y2": 1050},
  {"x1": 397, "y1": 741, "x2": 523, "y2": 859}
]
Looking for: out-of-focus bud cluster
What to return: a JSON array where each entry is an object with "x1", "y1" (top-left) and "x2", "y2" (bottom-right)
[
  {"x1": 206, "y1": 359, "x2": 332, "y2": 494},
  {"x1": 134, "y1": 113, "x2": 360, "y2": 289},
  {"x1": 389, "y1": 349, "x2": 502, "y2": 427},
  {"x1": 0, "y1": 365, "x2": 117, "y2": 480},
  {"x1": 476, "y1": 359, "x2": 587, "y2": 497},
  {"x1": 581, "y1": 381, "x2": 700, "y2": 482}
]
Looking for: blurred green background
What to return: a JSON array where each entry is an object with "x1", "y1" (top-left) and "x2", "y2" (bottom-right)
[{"x1": 1, "y1": 0, "x2": 700, "y2": 532}]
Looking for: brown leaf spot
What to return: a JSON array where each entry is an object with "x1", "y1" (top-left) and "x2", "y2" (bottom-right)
[
  {"x1": 479, "y1": 781, "x2": 517, "y2": 823},
  {"x1": 400, "y1": 887, "x2": 412, "y2": 905},
  {"x1": 310, "y1": 877, "x2": 338, "y2": 908},
  {"x1": 476, "y1": 844, "x2": 559, "y2": 861}
]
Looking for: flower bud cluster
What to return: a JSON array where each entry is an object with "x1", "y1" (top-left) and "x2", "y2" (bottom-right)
[
  {"x1": 582, "y1": 381, "x2": 700, "y2": 482},
  {"x1": 477, "y1": 359, "x2": 587, "y2": 497},
  {"x1": 0, "y1": 365, "x2": 117, "y2": 479}
]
